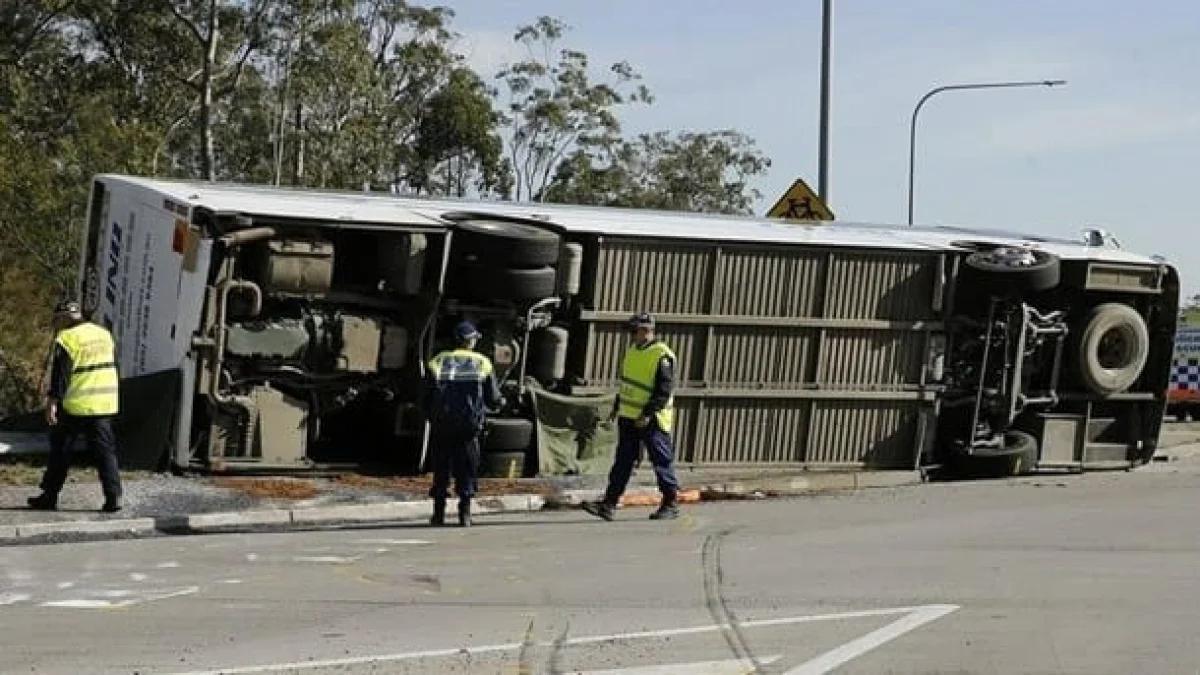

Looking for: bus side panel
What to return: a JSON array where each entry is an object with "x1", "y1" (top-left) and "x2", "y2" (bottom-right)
[
  {"x1": 86, "y1": 181, "x2": 136, "y2": 360},
  {"x1": 78, "y1": 179, "x2": 111, "y2": 308},
  {"x1": 80, "y1": 180, "x2": 214, "y2": 468}
]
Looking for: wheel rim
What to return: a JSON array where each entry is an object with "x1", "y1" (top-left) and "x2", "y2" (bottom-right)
[
  {"x1": 981, "y1": 246, "x2": 1039, "y2": 268},
  {"x1": 1097, "y1": 324, "x2": 1136, "y2": 370}
]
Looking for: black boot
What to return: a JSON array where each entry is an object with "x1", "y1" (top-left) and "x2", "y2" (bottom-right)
[
  {"x1": 582, "y1": 499, "x2": 616, "y2": 521},
  {"x1": 430, "y1": 498, "x2": 446, "y2": 526},
  {"x1": 101, "y1": 496, "x2": 122, "y2": 513},
  {"x1": 649, "y1": 492, "x2": 680, "y2": 520},
  {"x1": 27, "y1": 493, "x2": 57, "y2": 511},
  {"x1": 458, "y1": 498, "x2": 472, "y2": 528}
]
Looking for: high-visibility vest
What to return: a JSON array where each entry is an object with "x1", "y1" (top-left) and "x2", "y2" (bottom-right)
[
  {"x1": 617, "y1": 341, "x2": 675, "y2": 433},
  {"x1": 426, "y1": 348, "x2": 496, "y2": 428},
  {"x1": 55, "y1": 322, "x2": 120, "y2": 417},
  {"x1": 427, "y1": 348, "x2": 495, "y2": 381}
]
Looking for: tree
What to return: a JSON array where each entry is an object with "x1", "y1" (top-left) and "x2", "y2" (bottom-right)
[
  {"x1": 165, "y1": 0, "x2": 272, "y2": 180},
  {"x1": 410, "y1": 67, "x2": 508, "y2": 197},
  {"x1": 0, "y1": 3, "x2": 775, "y2": 417},
  {"x1": 495, "y1": 16, "x2": 652, "y2": 202},
  {"x1": 543, "y1": 130, "x2": 771, "y2": 215},
  {"x1": 273, "y1": 1, "x2": 506, "y2": 193}
]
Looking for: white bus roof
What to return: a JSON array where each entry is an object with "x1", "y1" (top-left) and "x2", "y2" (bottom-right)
[{"x1": 97, "y1": 174, "x2": 1166, "y2": 266}]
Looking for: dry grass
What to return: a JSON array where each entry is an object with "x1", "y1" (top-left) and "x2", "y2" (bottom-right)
[
  {"x1": 207, "y1": 477, "x2": 321, "y2": 500},
  {"x1": 333, "y1": 473, "x2": 562, "y2": 498}
]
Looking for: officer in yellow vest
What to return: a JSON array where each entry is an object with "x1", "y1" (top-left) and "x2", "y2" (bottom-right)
[
  {"x1": 424, "y1": 321, "x2": 505, "y2": 527},
  {"x1": 27, "y1": 300, "x2": 123, "y2": 513},
  {"x1": 583, "y1": 313, "x2": 682, "y2": 521}
]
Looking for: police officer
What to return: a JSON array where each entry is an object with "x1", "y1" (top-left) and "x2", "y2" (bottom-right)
[
  {"x1": 583, "y1": 313, "x2": 682, "y2": 521},
  {"x1": 28, "y1": 300, "x2": 123, "y2": 513},
  {"x1": 424, "y1": 321, "x2": 504, "y2": 527}
]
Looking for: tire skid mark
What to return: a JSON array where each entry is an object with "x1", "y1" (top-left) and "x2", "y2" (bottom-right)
[
  {"x1": 516, "y1": 615, "x2": 537, "y2": 675},
  {"x1": 547, "y1": 617, "x2": 571, "y2": 674},
  {"x1": 702, "y1": 527, "x2": 773, "y2": 674}
]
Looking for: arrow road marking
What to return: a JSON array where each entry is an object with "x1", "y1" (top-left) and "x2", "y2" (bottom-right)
[
  {"x1": 40, "y1": 586, "x2": 200, "y2": 609},
  {"x1": 784, "y1": 604, "x2": 960, "y2": 674},
  {"x1": 570, "y1": 655, "x2": 782, "y2": 674},
  {"x1": 169, "y1": 604, "x2": 960, "y2": 675}
]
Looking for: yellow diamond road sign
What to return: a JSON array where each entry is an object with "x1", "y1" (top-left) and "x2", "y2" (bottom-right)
[{"x1": 766, "y1": 177, "x2": 834, "y2": 222}]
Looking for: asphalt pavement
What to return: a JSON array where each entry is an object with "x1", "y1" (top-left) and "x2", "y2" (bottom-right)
[{"x1": 2, "y1": 447, "x2": 1200, "y2": 674}]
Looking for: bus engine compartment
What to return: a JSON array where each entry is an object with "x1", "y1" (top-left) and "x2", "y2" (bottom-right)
[{"x1": 188, "y1": 210, "x2": 581, "y2": 473}]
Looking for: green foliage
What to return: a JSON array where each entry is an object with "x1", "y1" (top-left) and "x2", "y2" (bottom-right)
[
  {"x1": 496, "y1": 16, "x2": 653, "y2": 202},
  {"x1": 0, "y1": 3, "x2": 773, "y2": 416},
  {"x1": 544, "y1": 130, "x2": 772, "y2": 214}
]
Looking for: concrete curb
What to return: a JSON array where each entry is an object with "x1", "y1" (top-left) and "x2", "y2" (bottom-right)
[
  {"x1": 0, "y1": 495, "x2": 548, "y2": 545},
  {"x1": 14, "y1": 517, "x2": 157, "y2": 539}
]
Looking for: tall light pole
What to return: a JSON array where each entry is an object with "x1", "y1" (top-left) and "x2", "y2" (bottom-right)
[
  {"x1": 906, "y1": 79, "x2": 1066, "y2": 226},
  {"x1": 817, "y1": 0, "x2": 832, "y2": 203}
]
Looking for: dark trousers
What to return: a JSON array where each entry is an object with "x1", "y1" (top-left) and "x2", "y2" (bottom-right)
[
  {"x1": 428, "y1": 424, "x2": 481, "y2": 502},
  {"x1": 604, "y1": 417, "x2": 680, "y2": 504},
  {"x1": 42, "y1": 414, "x2": 122, "y2": 499}
]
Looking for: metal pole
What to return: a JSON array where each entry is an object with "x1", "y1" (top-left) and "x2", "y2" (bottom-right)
[
  {"x1": 817, "y1": 0, "x2": 832, "y2": 203},
  {"x1": 906, "y1": 79, "x2": 1066, "y2": 226}
]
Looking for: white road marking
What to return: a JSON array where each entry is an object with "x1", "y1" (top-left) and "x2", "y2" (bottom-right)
[
  {"x1": 130, "y1": 573, "x2": 148, "y2": 581},
  {"x1": 291, "y1": 555, "x2": 362, "y2": 564},
  {"x1": 157, "y1": 561, "x2": 181, "y2": 569},
  {"x1": 57, "y1": 582, "x2": 74, "y2": 589},
  {"x1": 219, "y1": 579, "x2": 244, "y2": 585},
  {"x1": 245, "y1": 554, "x2": 259, "y2": 561},
  {"x1": 571, "y1": 655, "x2": 782, "y2": 674},
  {"x1": 41, "y1": 586, "x2": 200, "y2": 609},
  {"x1": 167, "y1": 605, "x2": 955, "y2": 675},
  {"x1": 784, "y1": 604, "x2": 960, "y2": 674},
  {"x1": 41, "y1": 599, "x2": 115, "y2": 609},
  {"x1": 0, "y1": 592, "x2": 31, "y2": 605},
  {"x1": 354, "y1": 538, "x2": 432, "y2": 545}
]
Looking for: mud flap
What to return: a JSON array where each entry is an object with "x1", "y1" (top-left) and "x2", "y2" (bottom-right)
[{"x1": 115, "y1": 369, "x2": 182, "y2": 471}]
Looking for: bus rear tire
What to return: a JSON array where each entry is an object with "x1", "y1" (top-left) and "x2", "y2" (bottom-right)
[
  {"x1": 961, "y1": 248, "x2": 1061, "y2": 294},
  {"x1": 1078, "y1": 302, "x2": 1149, "y2": 396},
  {"x1": 484, "y1": 418, "x2": 534, "y2": 451},
  {"x1": 454, "y1": 220, "x2": 562, "y2": 267},
  {"x1": 955, "y1": 430, "x2": 1039, "y2": 479}
]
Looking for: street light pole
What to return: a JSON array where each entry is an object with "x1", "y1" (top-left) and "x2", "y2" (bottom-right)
[
  {"x1": 817, "y1": 0, "x2": 832, "y2": 203},
  {"x1": 906, "y1": 79, "x2": 1066, "y2": 226}
]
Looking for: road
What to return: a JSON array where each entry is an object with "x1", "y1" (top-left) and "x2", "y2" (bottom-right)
[{"x1": 3, "y1": 457, "x2": 1200, "y2": 674}]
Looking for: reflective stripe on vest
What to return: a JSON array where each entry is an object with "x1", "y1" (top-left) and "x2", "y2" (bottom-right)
[
  {"x1": 617, "y1": 341, "x2": 675, "y2": 433},
  {"x1": 56, "y1": 322, "x2": 120, "y2": 417},
  {"x1": 427, "y1": 349, "x2": 495, "y2": 382}
]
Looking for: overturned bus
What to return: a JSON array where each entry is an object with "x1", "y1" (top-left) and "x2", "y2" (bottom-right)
[{"x1": 75, "y1": 174, "x2": 1179, "y2": 478}]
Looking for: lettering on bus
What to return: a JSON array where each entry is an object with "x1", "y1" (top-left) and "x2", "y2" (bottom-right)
[{"x1": 101, "y1": 218, "x2": 123, "y2": 329}]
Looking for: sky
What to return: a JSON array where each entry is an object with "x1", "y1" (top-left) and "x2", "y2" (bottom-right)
[{"x1": 440, "y1": 0, "x2": 1200, "y2": 296}]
